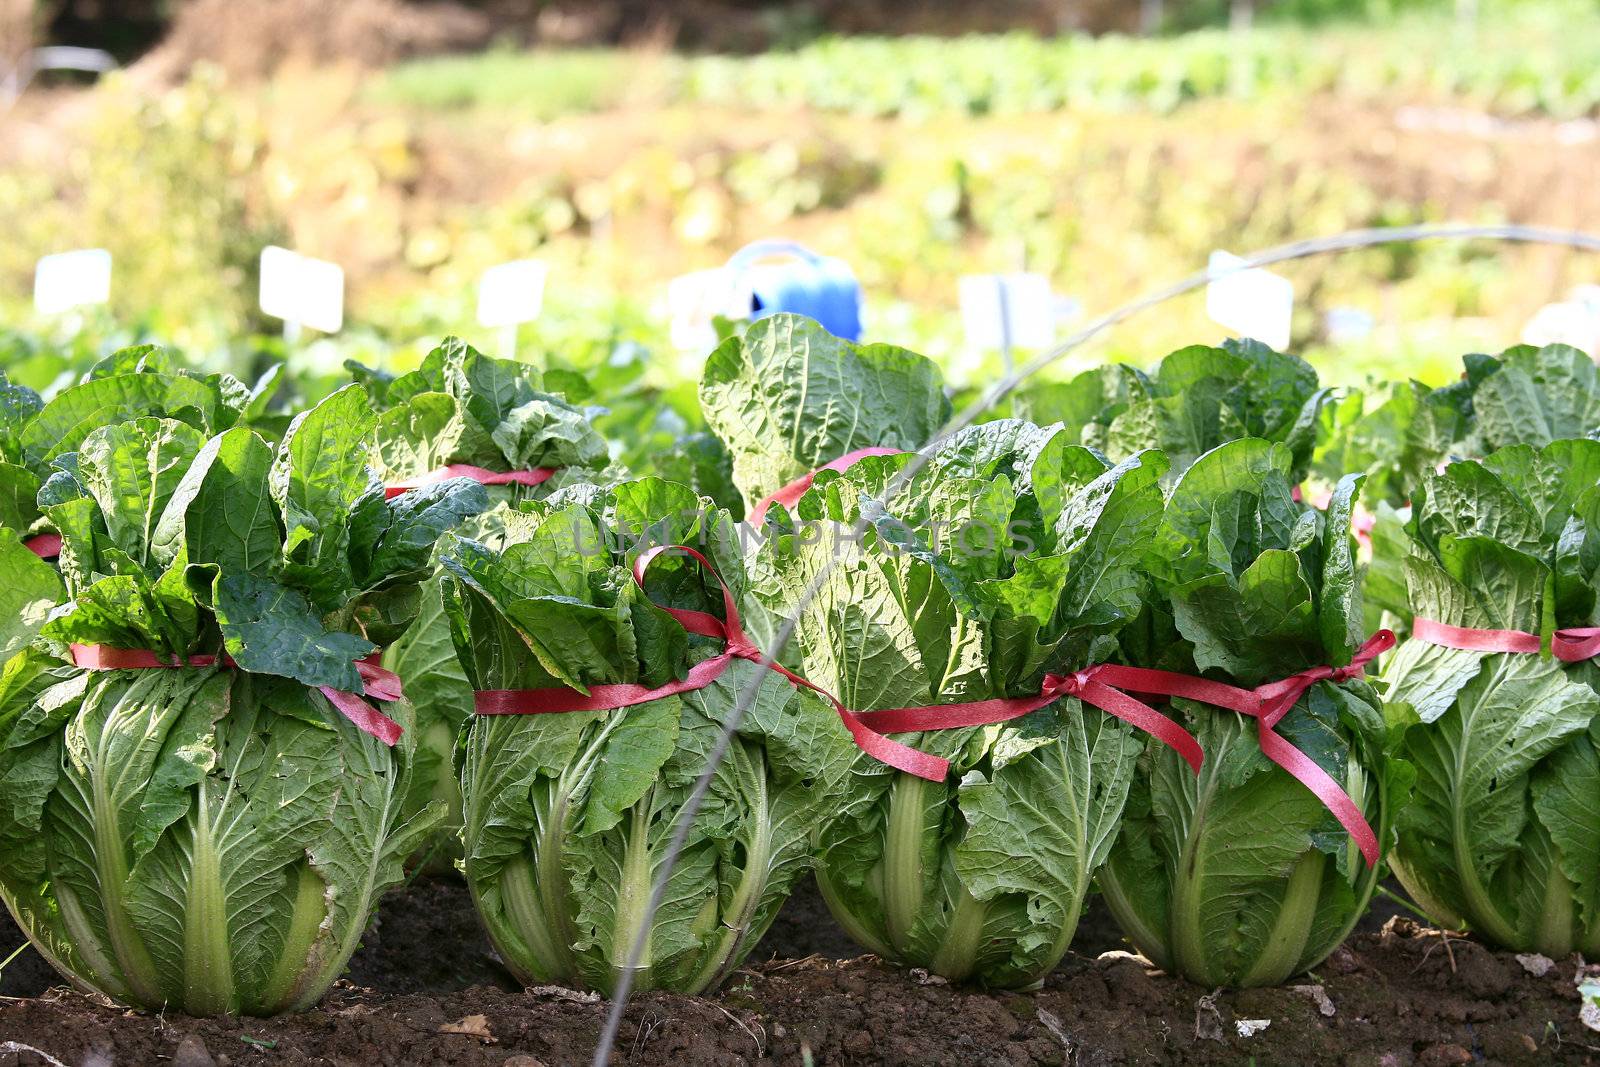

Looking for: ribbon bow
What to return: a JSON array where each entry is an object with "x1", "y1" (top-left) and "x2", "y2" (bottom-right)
[
  {"x1": 1413, "y1": 617, "x2": 1600, "y2": 663},
  {"x1": 68, "y1": 644, "x2": 405, "y2": 746},
  {"x1": 856, "y1": 665, "x2": 1204, "y2": 774},
  {"x1": 747, "y1": 448, "x2": 905, "y2": 523},
  {"x1": 474, "y1": 544, "x2": 950, "y2": 782},
  {"x1": 1081, "y1": 630, "x2": 1396, "y2": 866},
  {"x1": 384, "y1": 463, "x2": 556, "y2": 500}
]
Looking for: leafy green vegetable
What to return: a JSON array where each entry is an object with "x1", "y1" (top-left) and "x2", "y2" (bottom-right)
[
  {"x1": 544, "y1": 344, "x2": 741, "y2": 514},
  {"x1": 443, "y1": 478, "x2": 855, "y2": 995},
  {"x1": 1310, "y1": 345, "x2": 1600, "y2": 513},
  {"x1": 758, "y1": 421, "x2": 1163, "y2": 988},
  {"x1": 1469, "y1": 345, "x2": 1600, "y2": 456},
  {"x1": 1098, "y1": 439, "x2": 1398, "y2": 987},
  {"x1": 0, "y1": 532, "x2": 64, "y2": 659},
  {"x1": 385, "y1": 573, "x2": 474, "y2": 853},
  {"x1": 0, "y1": 666, "x2": 436, "y2": 1016},
  {"x1": 647, "y1": 432, "x2": 740, "y2": 516},
  {"x1": 356, "y1": 338, "x2": 611, "y2": 860},
  {"x1": 1323, "y1": 344, "x2": 1600, "y2": 630},
  {"x1": 356, "y1": 336, "x2": 608, "y2": 488},
  {"x1": 699, "y1": 313, "x2": 951, "y2": 513},
  {"x1": 0, "y1": 386, "x2": 484, "y2": 1016},
  {"x1": 1015, "y1": 340, "x2": 1332, "y2": 482},
  {"x1": 0, "y1": 370, "x2": 43, "y2": 472},
  {"x1": 1382, "y1": 438, "x2": 1600, "y2": 955},
  {"x1": 0, "y1": 349, "x2": 280, "y2": 545}
]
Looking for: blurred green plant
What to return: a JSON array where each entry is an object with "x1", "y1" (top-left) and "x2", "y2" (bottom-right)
[
  {"x1": 0, "y1": 66, "x2": 285, "y2": 352},
  {"x1": 3, "y1": 8, "x2": 1586, "y2": 396},
  {"x1": 683, "y1": 8, "x2": 1600, "y2": 119},
  {"x1": 366, "y1": 48, "x2": 674, "y2": 119}
]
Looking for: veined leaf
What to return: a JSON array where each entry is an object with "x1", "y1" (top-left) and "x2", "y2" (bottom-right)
[{"x1": 700, "y1": 314, "x2": 949, "y2": 511}]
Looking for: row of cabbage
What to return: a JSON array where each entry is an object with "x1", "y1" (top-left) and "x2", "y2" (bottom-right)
[
  {"x1": 685, "y1": 22, "x2": 1600, "y2": 120},
  {"x1": 0, "y1": 320, "x2": 1595, "y2": 1016}
]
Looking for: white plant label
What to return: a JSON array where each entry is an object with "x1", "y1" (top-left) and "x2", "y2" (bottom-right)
[
  {"x1": 1324, "y1": 306, "x2": 1375, "y2": 344},
  {"x1": 1206, "y1": 250, "x2": 1293, "y2": 351},
  {"x1": 477, "y1": 259, "x2": 549, "y2": 328},
  {"x1": 1523, "y1": 299, "x2": 1600, "y2": 355},
  {"x1": 34, "y1": 249, "x2": 111, "y2": 315},
  {"x1": 259, "y1": 246, "x2": 344, "y2": 334},
  {"x1": 959, "y1": 273, "x2": 1056, "y2": 351},
  {"x1": 667, "y1": 268, "x2": 741, "y2": 352}
]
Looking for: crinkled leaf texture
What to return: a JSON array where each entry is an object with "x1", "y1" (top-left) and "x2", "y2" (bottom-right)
[
  {"x1": 444, "y1": 481, "x2": 855, "y2": 995},
  {"x1": 1384, "y1": 438, "x2": 1600, "y2": 955},
  {"x1": 1017, "y1": 339, "x2": 1330, "y2": 484},
  {"x1": 0, "y1": 351, "x2": 275, "y2": 537},
  {"x1": 359, "y1": 338, "x2": 606, "y2": 858},
  {"x1": 1099, "y1": 683, "x2": 1397, "y2": 987},
  {"x1": 39, "y1": 388, "x2": 487, "y2": 693},
  {"x1": 0, "y1": 531, "x2": 64, "y2": 659},
  {"x1": 0, "y1": 668, "x2": 440, "y2": 1016},
  {"x1": 1099, "y1": 437, "x2": 1394, "y2": 987},
  {"x1": 384, "y1": 573, "x2": 477, "y2": 860},
  {"x1": 359, "y1": 339, "x2": 606, "y2": 859},
  {"x1": 699, "y1": 313, "x2": 950, "y2": 513},
  {"x1": 366, "y1": 336, "x2": 607, "y2": 482},
  {"x1": 1470, "y1": 344, "x2": 1600, "y2": 456},
  {"x1": 1317, "y1": 343, "x2": 1600, "y2": 516},
  {"x1": 0, "y1": 386, "x2": 480, "y2": 1016},
  {"x1": 20, "y1": 372, "x2": 225, "y2": 470},
  {"x1": 758, "y1": 423, "x2": 1160, "y2": 987}
]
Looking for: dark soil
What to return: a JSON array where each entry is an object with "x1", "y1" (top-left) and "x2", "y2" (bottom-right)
[{"x1": 3, "y1": 874, "x2": 1596, "y2": 1066}]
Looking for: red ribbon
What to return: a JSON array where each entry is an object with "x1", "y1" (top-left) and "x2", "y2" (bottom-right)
[
  {"x1": 859, "y1": 634, "x2": 1395, "y2": 865},
  {"x1": 68, "y1": 643, "x2": 405, "y2": 745},
  {"x1": 474, "y1": 545, "x2": 950, "y2": 781},
  {"x1": 1413, "y1": 617, "x2": 1600, "y2": 664},
  {"x1": 1106, "y1": 632, "x2": 1393, "y2": 866},
  {"x1": 856, "y1": 667, "x2": 1204, "y2": 774},
  {"x1": 472, "y1": 545, "x2": 1214, "y2": 785},
  {"x1": 1352, "y1": 509, "x2": 1377, "y2": 549},
  {"x1": 23, "y1": 533, "x2": 61, "y2": 559},
  {"x1": 747, "y1": 448, "x2": 905, "y2": 523},
  {"x1": 384, "y1": 463, "x2": 556, "y2": 500}
]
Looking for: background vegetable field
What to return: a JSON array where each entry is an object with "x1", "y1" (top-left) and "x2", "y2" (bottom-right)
[{"x1": 5, "y1": 1, "x2": 1600, "y2": 1065}]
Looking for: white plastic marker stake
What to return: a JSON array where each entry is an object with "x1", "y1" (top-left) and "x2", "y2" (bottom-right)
[
  {"x1": 259, "y1": 246, "x2": 343, "y2": 345},
  {"x1": 667, "y1": 268, "x2": 741, "y2": 353},
  {"x1": 34, "y1": 249, "x2": 112, "y2": 315},
  {"x1": 959, "y1": 273, "x2": 1057, "y2": 373},
  {"x1": 1524, "y1": 299, "x2": 1600, "y2": 355},
  {"x1": 1206, "y1": 250, "x2": 1293, "y2": 351},
  {"x1": 1324, "y1": 306, "x2": 1375, "y2": 345},
  {"x1": 478, "y1": 258, "x2": 549, "y2": 361}
]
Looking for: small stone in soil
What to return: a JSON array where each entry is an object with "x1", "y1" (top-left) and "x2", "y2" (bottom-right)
[{"x1": 172, "y1": 1035, "x2": 216, "y2": 1067}]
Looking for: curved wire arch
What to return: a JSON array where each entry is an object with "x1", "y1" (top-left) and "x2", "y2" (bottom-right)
[{"x1": 592, "y1": 222, "x2": 1600, "y2": 1065}]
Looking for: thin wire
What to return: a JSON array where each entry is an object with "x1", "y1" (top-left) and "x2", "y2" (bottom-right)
[{"x1": 592, "y1": 222, "x2": 1600, "y2": 1064}]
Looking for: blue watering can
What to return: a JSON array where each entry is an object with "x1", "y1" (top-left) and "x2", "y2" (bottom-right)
[{"x1": 725, "y1": 240, "x2": 863, "y2": 342}]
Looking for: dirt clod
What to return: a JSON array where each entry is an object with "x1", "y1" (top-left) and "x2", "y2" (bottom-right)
[{"x1": 1417, "y1": 1043, "x2": 1474, "y2": 1066}]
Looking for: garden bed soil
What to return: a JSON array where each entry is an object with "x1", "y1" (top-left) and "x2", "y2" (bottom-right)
[{"x1": 2, "y1": 876, "x2": 1596, "y2": 1066}]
